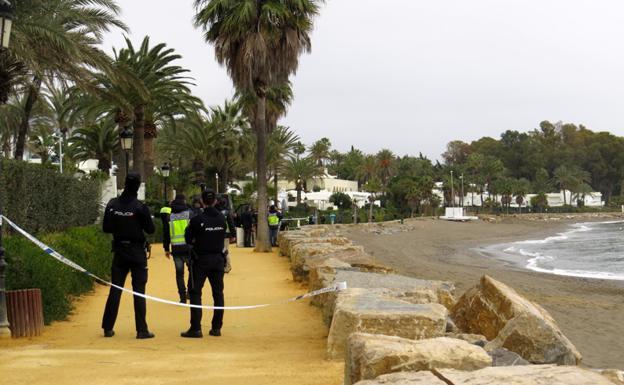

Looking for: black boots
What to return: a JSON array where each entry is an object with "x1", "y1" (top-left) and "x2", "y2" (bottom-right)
[
  {"x1": 136, "y1": 331, "x2": 155, "y2": 339},
  {"x1": 104, "y1": 329, "x2": 115, "y2": 337},
  {"x1": 208, "y1": 329, "x2": 221, "y2": 337},
  {"x1": 180, "y1": 329, "x2": 203, "y2": 338}
]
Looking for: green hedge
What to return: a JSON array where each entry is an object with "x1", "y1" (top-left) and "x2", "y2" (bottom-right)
[
  {"x1": 0, "y1": 159, "x2": 101, "y2": 233},
  {"x1": 5, "y1": 225, "x2": 112, "y2": 324}
]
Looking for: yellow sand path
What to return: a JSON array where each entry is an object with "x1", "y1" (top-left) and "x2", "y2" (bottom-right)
[{"x1": 0, "y1": 246, "x2": 343, "y2": 385}]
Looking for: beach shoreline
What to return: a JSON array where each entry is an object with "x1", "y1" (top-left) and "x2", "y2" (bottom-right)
[{"x1": 344, "y1": 214, "x2": 624, "y2": 369}]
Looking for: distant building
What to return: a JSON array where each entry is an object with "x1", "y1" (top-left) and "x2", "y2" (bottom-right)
[{"x1": 434, "y1": 181, "x2": 604, "y2": 208}]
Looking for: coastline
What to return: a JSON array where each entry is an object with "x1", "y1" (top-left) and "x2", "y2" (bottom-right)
[{"x1": 345, "y1": 215, "x2": 624, "y2": 369}]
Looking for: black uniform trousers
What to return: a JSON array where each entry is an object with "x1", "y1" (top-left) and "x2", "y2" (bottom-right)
[
  {"x1": 243, "y1": 226, "x2": 253, "y2": 247},
  {"x1": 102, "y1": 245, "x2": 149, "y2": 333},
  {"x1": 188, "y1": 254, "x2": 225, "y2": 331}
]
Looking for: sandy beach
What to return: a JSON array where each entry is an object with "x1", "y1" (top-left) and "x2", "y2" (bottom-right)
[
  {"x1": 0, "y1": 246, "x2": 343, "y2": 385},
  {"x1": 345, "y1": 215, "x2": 624, "y2": 369}
]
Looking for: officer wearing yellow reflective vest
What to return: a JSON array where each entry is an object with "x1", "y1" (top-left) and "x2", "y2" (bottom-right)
[
  {"x1": 268, "y1": 205, "x2": 283, "y2": 247},
  {"x1": 161, "y1": 194, "x2": 195, "y2": 303}
]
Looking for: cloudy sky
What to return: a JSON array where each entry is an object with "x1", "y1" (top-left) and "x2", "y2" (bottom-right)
[{"x1": 103, "y1": 0, "x2": 624, "y2": 160}]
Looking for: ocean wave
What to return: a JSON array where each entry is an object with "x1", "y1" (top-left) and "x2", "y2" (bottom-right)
[{"x1": 504, "y1": 245, "x2": 624, "y2": 281}]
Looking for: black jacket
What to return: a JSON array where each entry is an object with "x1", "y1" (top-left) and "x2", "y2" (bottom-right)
[
  {"x1": 162, "y1": 199, "x2": 193, "y2": 253},
  {"x1": 241, "y1": 210, "x2": 254, "y2": 229},
  {"x1": 185, "y1": 206, "x2": 226, "y2": 255},
  {"x1": 103, "y1": 192, "x2": 155, "y2": 244}
]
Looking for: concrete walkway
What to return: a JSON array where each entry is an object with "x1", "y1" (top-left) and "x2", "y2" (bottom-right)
[{"x1": 0, "y1": 245, "x2": 343, "y2": 385}]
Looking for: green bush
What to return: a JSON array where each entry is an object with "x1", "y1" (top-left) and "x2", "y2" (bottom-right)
[
  {"x1": 0, "y1": 159, "x2": 101, "y2": 233},
  {"x1": 5, "y1": 225, "x2": 112, "y2": 324}
]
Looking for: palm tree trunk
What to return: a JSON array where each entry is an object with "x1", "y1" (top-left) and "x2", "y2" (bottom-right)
[
  {"x1": 132, "y1": 104, "x2": 145, "y2": 179},
  {"x1": 223, "y1": 153, "x2": 229, "y2": 192},
  {"x1": 368, "y1": 200, "x2": 373, "y2": 223},
  {"x1": 14, "y1": 77, "x2": 42, "y2": 160},
  {"x1": 143, "y1": 137, "x2": 155, "y2": 178},
  {"x1": 254, "y1": 93, "x2": 271, "y2": 252},
  {"x1": 296, "y1": 184, "x2": 302, "y2": 206},
  {"x1": 274, "y1": 165, "x2": 279, "y2": 206}
]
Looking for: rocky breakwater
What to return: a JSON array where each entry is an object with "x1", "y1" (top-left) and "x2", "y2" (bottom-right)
[
  {"x1": 451, "y1": 275, "x2": 582, "y2": 365},
  {"x1": 276, "y1": 223, "x2": 621, "y2": 385}
]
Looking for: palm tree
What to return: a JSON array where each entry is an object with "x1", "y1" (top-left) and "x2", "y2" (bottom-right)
[
  {"x1": 210, "y1": 99, "x2": 249, "y2": 190},
  {"x1": 514, "y1": 178, "x2": 531, "y2": 213},
  {"x1": 11, "y1": 0, "x2": 127, "y2": 160},
  {"x1": 0, "y1": 51, "x2": 26, "y2": 104},
  {"x1": 69, "y1": 120, "x2": 118, "y2": 172},
  {"x1": 268, "y1": 125, "x2": 300, "y2": 204},
  {"x1": 282, "y1": 155, "x2": 323, "y2": 206},
  {"x1": 194, "y1": 0, "x2": 322, "y2": 252},
  {"x1": 377, "y1": 148, "x2": 396, "y2": 193},
  {"x1": 357, "y1": 155, "x2": 378, "y2": 187},
  {"x1": 554, "y1": 165, "x2": 591, "y2": 205},
  {"x1": 309, "y1": 137, "x2": 331, "y2": 166}
]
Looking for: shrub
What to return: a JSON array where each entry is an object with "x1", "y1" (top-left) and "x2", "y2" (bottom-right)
[
  {"x1": 5, "y1": 225, "x2": 112, "y2": 324},
  {"x1": 0, "y1": 159, "x2": 101, "y2": 233}
]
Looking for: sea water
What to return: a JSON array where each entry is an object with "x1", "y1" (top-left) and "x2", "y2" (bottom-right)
[{"x1": 493, "y1": 221, "x2": 624, "y2": 281}]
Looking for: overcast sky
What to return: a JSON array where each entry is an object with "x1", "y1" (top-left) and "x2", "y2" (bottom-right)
[{"x1": 103, "y1": 0, "x2": 624, "y2": 160}]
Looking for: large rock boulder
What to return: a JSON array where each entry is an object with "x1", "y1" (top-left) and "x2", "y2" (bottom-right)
[
  {"x1": 435, "y1": 365, "x2": 619, "y2": 385},
  {"x1": 327, "y1": 289, "x2": 447, "y2": 359},
  {"x1": 353, "y1": 371, "x2": 447, "y2": 385},
  {"x1": 345, "y1": 334, "x2": 491, "y2": 385},
  {"x1": 292, "y1": 247, "x2": 390, "y2": 283},
  {"x1": 314, "y1": 270, "x2": 455, "y2": 326},
  {"x1": 355, "y1": 365, "x2": 620, "y2": 385},
  {"x1": 487, "y1": 348, "x2": 531, "y2": 366},
  {"x1": 451, "y1": 275, "x2": 582, "y2": 365},
  {"x1": 281, "y1": 235, "x2": 353, "y2": 259},
  {"x1": 290, "y1": 243, "x2": 364, "y2": 282}
]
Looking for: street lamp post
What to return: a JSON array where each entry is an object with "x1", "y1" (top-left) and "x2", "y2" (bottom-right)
[
  {"x1": 119, "y1": 127, "x2": 134, "y2": 179},
  {"x1": 215, "y1": 173, "x2": 219, "y2": 194},
  {"x1": 161, "y1": 163, "x2": 170, "y2": 202},
  {"x1": 460, "y1": 174, "x2": 464, "y2": 207},
  {"x1": 450, "y1": 170, "x2": 454, "y2": 207},
  {"x1": 0, "y1": 0, "x2": 15, "y2": 339}
]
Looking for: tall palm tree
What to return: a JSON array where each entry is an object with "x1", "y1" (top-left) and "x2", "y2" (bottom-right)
[
  {"x1": 194, "y1": 0, "x2": 322, "y2": 252},
  {"x1": 376, "y1": 148, "x2": 396, "y2": 193},
  {"x1": 282, "y1": 155, "x2": 323, "y2": 206},
  {"x1": 309, "y1": 137, "x2": 331, "y2": 166},
  {"x1": 11, "y1": 0, "x2": 127, "y2": 160},
  {"x1": 210, "y1": 99, "x2": 248, "y2": 190},
  {"x1": 268, "y1": 125, "x2": 300, "y2": 203},
  {"x1": 357, "y1": 155, "x2": 378, "y2": 187},
  {"x1": 554, "y1": 165, "x2": 590, "y2": 206}
]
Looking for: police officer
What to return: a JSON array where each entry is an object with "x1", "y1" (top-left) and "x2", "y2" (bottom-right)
[
  {"x1": 102, "y1": 172, "x2": 156, "y2": 339},
  {"x1": 162, "y1": 194, "x2": 194, "y2": 303},
  {"x1": 216, "y1": 195, "x2": 235, "y2": 273},
  {"x1": 268, "y1": 205, "x2": 283, "y2": 247},
  {"x1": 181, "y1": 189, "x2": 231, "y2": 338}
]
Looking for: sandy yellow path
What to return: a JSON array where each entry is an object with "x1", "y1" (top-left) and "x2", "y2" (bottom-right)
[{"x1": 0, "y1": 246, "x2": 343, "y2": 385}]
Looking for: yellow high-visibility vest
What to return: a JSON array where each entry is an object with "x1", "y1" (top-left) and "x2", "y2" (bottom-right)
[
  {"x1": 170, "y1": 211, "x2": 191, "y2": 246},
  {"x1": 268, "y1": 213, "x2": 280, "y2": 226}
]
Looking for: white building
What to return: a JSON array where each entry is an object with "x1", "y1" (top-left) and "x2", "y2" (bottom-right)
[{"x1": 434, "y1": 182, "x2": 604, "y2": 208}]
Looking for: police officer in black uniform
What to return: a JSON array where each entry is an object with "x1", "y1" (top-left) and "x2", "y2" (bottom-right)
[
  {"x1": 181, "y1": 189, "x2": 233, "y2": 338},
  {"x1": 102, "y1": 172, "x2": 156, "y2": 339}
]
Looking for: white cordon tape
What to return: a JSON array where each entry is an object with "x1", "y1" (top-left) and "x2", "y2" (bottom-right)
[{"x1": 2, "y1": 215, "x2": 347, "y2": 310}]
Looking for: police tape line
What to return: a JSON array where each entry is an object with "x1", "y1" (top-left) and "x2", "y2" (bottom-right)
[{"x1": 1, "y1": 215, "x2": 348, "y2": 310}]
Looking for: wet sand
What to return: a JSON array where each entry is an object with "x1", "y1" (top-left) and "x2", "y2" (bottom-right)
[
  {"x1": 346, "y1": 216, "x2": 624, "y2": 369},
  {"x1": 0, "y1": 246, "x2": 343, "y2": 385}
]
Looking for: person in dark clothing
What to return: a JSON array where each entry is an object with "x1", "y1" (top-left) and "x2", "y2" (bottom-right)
[
  {"x1": 181, "y1": 189, "x2": 231, "y2": 338},
  {"x1": 216, "y1": 196, "x2": 236, "y2": 273},
  {"x1": 241, "y1": 205, "x2": 254, "y2": 247},
  {"x1": 162, "y1": 194, "x2": 194, "y2": 303},
  {"x1": 102, "y1": 172, "x2": 156, "y2": 339},
  {"x1": 268, "y1": 205, "x2": 283, "y2": 247}
]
